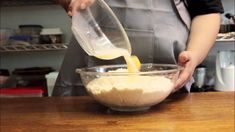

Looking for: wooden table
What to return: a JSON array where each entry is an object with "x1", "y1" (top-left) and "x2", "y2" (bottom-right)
[{"x1": 0, "y1": 92, "x2": 234, "y2": 132}]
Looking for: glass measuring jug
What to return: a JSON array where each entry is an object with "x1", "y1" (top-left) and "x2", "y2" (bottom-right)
[{"x1": 72, "y1": 0, "x2": 131, "y2": 60}]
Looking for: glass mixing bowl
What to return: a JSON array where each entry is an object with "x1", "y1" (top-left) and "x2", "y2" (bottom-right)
[{"x1": 76, "y1": 64, "x2": 181, "y2": 112}]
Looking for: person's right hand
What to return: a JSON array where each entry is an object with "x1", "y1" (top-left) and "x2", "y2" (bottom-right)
[{"x1": 68, "y1": 0, "x2": 95, "y2": 16}]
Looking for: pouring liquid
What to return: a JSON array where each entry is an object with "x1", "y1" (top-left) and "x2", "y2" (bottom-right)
[{"x1": 94, "y1": 48, "x2": 140, "y2": 72}]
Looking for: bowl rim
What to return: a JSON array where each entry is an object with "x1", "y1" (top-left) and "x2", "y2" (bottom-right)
[{"x1": 76, "y1": 63, "x2": 183, "y2": 75}]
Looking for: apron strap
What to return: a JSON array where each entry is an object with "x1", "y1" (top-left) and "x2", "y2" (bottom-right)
[{"x1": 172, "y1": 0, "x2": 191, "y2": 29}]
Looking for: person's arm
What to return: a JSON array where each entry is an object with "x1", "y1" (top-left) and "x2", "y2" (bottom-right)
[
  {"x1": 174, "y1": 0, "x2": 224, "y2": 90},
  {"x1": 187, "y1": 13, "x2": 221, "y2": 64},
  {"x1": 174, "y1": 13, "x2": 221, "y2": 90}
]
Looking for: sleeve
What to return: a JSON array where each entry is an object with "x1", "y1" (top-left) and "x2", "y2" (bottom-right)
[
  {"x1": 56, "y1": 0, "x2": 71, "y2": 12},
  {"x1": 186, "y1": 0, "x2": 224, "y2": 18}
]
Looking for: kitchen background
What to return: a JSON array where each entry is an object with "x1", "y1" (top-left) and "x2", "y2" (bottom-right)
[{"x1": 0, "y1": 0, "x2": 234, "y2": 96}]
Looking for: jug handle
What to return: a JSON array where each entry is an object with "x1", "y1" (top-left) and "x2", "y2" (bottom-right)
[{"x1": 216, "y1": 53, "x2": 225, "y2": 86}]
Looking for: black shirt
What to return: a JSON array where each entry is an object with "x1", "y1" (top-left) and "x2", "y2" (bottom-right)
[{"x1": 186, "y1": 0, "x2": 224, "y2": 18}]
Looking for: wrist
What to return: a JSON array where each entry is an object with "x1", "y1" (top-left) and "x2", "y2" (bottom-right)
[{"x1": 185, "y1": 50, "x2": 202, "y2": 66}]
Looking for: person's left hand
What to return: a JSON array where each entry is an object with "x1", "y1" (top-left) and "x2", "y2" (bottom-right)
[{"x1": 173, "y1": 51, "x2": 198, "y2": 92}]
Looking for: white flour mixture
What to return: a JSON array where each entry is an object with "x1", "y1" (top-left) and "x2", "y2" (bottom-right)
[{"x1": 87, "y1": 73, "x2": 173, "y2": 107}]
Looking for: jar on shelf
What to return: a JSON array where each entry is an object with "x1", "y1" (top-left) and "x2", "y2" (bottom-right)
[{"x1": 40, "y1": 28, "x2": 63, "y2": 44}]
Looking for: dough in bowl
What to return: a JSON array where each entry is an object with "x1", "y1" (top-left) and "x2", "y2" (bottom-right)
[{"x1": 87, "y1": 74, "x2": 173, "y2": 107}]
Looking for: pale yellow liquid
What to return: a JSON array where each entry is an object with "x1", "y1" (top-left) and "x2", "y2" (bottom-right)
[{"x1": 94, "y1": 48, "x2": 140, "y2": 72}]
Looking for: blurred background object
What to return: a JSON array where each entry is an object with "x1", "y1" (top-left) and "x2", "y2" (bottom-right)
[
  {"x1": 0, "y1": 67, "x2": 54, "y2": 97},
  {"x1": 215, "y1": 50, "x2": 235, "y2": 91},
  {"x1": 45, "y1": 71, "x2": 59, "y2": 97},
  {"x1": 0, "y1": 28, "x2": 15, "y2": 45},
  {"x1": 0, "y1": 86, "x2": 44, "y2": 97},
  {"x1": 0, "y1": 69, "x2": 10, "y2": 86},
  {"x1": 40, "y1": 28, "x2": 63, "y2": 44},
  {"x1": 19, "y1": 24, "x2": 43, "y2": 44},
  {"x1": 225, "y1": 13, "x2": 235, "y2": 24}
]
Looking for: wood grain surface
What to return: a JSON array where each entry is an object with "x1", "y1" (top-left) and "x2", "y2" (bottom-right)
[{"x1": 0, "y1": 92, "x2": 234, "y2": 132}]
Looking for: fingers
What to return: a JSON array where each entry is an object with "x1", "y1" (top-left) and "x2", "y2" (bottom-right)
[
  {"x1": 174, "y1": 68, "x2": 193, "y2": 91},
  {"x1": 68, "y1": 6, "x2": 73, "y2": 16},
  {"x1": 71, "y1": 0, "x2": 81, "y2": 15},
  {"x1": 178, "y1": 51, "x2": 190, "y2": 65},
  {"x1": 68, "y1": 0, "x2": 80, "y2": 16},
  {"x1": 173, "y1": 52, "x2": 196, "y2": 92},
  {"x1": 68, "y1": 0, "x2": 95, "y2": 16}
]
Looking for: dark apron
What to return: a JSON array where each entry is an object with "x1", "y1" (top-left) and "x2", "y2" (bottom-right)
[{"x1": 53, "y1": 0, "x2": 191, "y2": 96}]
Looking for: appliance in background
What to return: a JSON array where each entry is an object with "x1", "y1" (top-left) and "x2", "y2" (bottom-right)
[
  {"x1": 191, "y1": 66, "x2": 207, "y2": 92},
  {"x1": 190, "y1": 66, "x2": 216, "y2": 92},
  {"x1": 215, "y1": 50, "x2": 235, "y2": 91},
  {"x1": 45, "y1": 71, "x2": 59, "y2": 97},
  {"x1": 194, "y1": 67, "x2": 207, "y2": 88}
]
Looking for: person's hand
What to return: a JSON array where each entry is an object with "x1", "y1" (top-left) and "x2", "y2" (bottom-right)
[
  {"x1": 68, "y1": 0, "x2": 95, "y2": 16},
  {"x1": 173, "y1": 51, "x2": 198, "y2": 92}
]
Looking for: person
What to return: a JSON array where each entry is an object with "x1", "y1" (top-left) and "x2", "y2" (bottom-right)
[{"x1": 53, "y1": 0, "x2": 224, "y2": 96}]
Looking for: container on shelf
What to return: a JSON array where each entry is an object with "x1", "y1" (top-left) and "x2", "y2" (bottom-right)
[
  {"x1": 40, "y1": 28, "x2": 63, "y2": 44},
  {"x1": 0, "y1": 28, "x2": 14, "y2": 45},
  {"x1": 19, "y1": 25, "x2": 43, "y2": 44},
  {"x1": 19, "y1": 25, "x2": 43, "y2": 35},
  {"x1": 9, "y1": 35, "x2": 32, "y2": 45}
]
